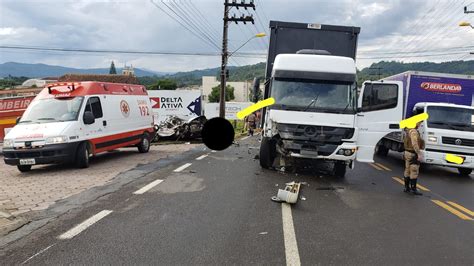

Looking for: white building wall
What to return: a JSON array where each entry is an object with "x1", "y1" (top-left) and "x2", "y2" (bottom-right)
[{"x1": 201, "y1": 76, "x2": 252, "y2": 102}]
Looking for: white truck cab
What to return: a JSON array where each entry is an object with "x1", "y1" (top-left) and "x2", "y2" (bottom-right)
[
  {"x1": 260, "y1": 51, "x2": 403, "y2": 177},
  {"x1": 2, "y1": 82, "x2": 155, "y2": 172},
  {"x1": 416, "y1": 102, "x2": 474, "y2": 175}
]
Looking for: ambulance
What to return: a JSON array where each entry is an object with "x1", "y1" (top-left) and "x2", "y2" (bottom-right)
[{"x1": 2, "y1": 82, "x2": 155, "y2": 172}]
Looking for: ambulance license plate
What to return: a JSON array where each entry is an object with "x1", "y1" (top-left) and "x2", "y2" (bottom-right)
[{"x1": 19, "y1": 159, "x2": 35, "y2": 165}]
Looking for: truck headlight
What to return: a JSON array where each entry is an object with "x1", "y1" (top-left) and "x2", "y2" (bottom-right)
[
  {"x1": 337, "y1": 148, "x2": 356, "y2": 156},
  {"x1": 3, "y1": 139, "x2": 14, "y2": 148},
  {"x1": 45, "y1": 136, "x2": 69, "y2": 144},
  {"x1": 427, "y1": 136, "x2": 438, "y2": 143}
]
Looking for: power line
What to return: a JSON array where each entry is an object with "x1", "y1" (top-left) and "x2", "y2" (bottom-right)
[
  {"x1": 359, "y1": 45, "x2": 474, "y2": 55},
  {"x1": 382, "y1": 0, "x2": 444, "y2": 53},
  {"x1": 149, "y1": 0, "x2": 219, "y2": 51},
  {"x1": 358, "y1": 50, "x2": 469, "y2": 59},
  {"x1": 402, "y1": 0, "x2": 465, "y2": 57},
  {"x1": 245, "y1": 8, "x2": 268, "y2": 49},
  {"x1": 0, "y1": 45, "x2": 267, "y2": 58},
  {"x1": 160, "y1": 0, "x2": 220, "y2": 50},
  {"x1": 170, "y1": 0, "x2": 220, "y2": 46},
  {"x1": 178, "y1": 0, "x2": 244, "y2": 66}
]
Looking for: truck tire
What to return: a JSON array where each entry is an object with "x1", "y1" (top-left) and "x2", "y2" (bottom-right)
[
  {"x1": 334, "y1": 161, "x2": 346, "y2": 178},
  {"x1": 75, "y1": 142, "x2": 90, "y2": 169},
  {"x1": 375, "y1": 144, "x2": 389, "y2": 157},
  {"x1": 137, "y1": 133, "x2": 151, "y2": 153},
  {"x1": 17, "y1": 165, "x2": 32, "y2": 172},
  {"x1": 458, "y1": 168, "x2": 472, "y2": 176},
  {"x1": 259, "y1": 137, "x2": 276, "y2": 169}
]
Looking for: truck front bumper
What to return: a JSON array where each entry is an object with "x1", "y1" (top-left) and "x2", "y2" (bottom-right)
[
  {"x1": 2, "y1": 142, "x2": 80, "y2": 166},
  {"x1": 282, "y1": 140, "x2": 356, "y2": 161},
  {"x1": 422, "y1": 149, "x2": 474, "y2": 169}
]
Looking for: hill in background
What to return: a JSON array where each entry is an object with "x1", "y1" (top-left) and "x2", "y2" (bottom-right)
[
  {"x1": 357, "y1": 60, "x2": 474, "y2": 84},
  {"x1": 0, "y1": 62, "x2": 164, "y2": 78},
  {"x1": 2, "y1": 60, "x2": 474, "y2": 88}
]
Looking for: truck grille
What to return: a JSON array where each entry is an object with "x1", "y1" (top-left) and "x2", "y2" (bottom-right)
[
  {"x1": 442, "y1": 137, "x2": 474, "y2": 147},
  {"x1": 277, "y1": 124, "x2": 354, "y2": 144}
]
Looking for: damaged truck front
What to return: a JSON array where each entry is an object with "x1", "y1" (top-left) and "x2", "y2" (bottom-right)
[{"x1": 260, "y1": 21, "x2": 404, "y2": 177}]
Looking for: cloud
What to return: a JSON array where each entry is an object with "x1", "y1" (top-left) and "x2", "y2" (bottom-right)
[{"x1": 0, "y1": 0, "x2": 472, "y2": 72}]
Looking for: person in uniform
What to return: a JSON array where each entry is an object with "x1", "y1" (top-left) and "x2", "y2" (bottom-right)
[
  {"x1": 246, "y1": 112, "x2": 257, "y2": 136},
  {"x1": 403, "y1": 121, "x2": 425, "y2": 195}
]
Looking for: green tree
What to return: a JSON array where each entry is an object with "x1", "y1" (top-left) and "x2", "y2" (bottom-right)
[
  {"x1": 149, "y1": 79, "x2": 178, "y2": 90},
  {"x1": 208, "y1": 84, "x2": 235, "y2": 102},
  {"x1": 249, "y1": 86, "x2": 263, "y2": 102},
  {"x1": 109, "y1": 61, "x2": 117, "y2": 74}
]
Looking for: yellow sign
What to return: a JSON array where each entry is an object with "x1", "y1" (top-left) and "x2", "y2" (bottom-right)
[
  {"x1": 236, "y1": 97, "x2": 275, "y2": 120},
  {"x1": 445, "y1": 154, "x2": 464, "y2": 165},
  {"x1": 399, "y1": 112, "x2": 429, "y2": 129}
]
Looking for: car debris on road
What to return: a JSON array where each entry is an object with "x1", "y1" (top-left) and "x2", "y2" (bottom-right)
[{"x1": 271, "y1": 181, "x2": 301, "y2": 204}]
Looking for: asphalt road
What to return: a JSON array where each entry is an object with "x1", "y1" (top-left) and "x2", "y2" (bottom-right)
[{"x1": 1, "y1": 136, "x2": 473, "y2": 265}]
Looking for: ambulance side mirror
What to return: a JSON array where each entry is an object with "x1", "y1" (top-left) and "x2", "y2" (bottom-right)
[{"x1": 83, "y1": 111, "x2": 95, "y2": 125}]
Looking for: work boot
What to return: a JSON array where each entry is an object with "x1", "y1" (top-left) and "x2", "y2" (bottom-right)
[
  {"x1": 410, "y1": 179, "x2": 423, "y2": 196},
  {"x1": 403, "y1": 176, "x2": 410, "y2": 193}
]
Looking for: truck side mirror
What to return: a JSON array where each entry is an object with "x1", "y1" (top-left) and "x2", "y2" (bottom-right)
[
  {"x1": 83, "y1": 111, "x2": 95, "y2": 125},
  {"x1": 15, "y1": 117, "x2": 21, "y2": 125}
]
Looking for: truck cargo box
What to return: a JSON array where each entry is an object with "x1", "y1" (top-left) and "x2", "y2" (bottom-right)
[
  {"x1": 265, "y1": 21, "x2": 360, "y2": 97},
  {"x1": 383, "y1": 71, "x2": 474, "y2": 118}
]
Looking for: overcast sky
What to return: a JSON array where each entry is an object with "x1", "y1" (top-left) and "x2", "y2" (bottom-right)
[{"x1": 0, "y1": 0, "x2": 473, "y2": 73}]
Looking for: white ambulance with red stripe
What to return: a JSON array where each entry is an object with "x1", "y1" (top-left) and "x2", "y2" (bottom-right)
[{"x1": 2, "y1": 82, "x2": 155, "y2": 172}]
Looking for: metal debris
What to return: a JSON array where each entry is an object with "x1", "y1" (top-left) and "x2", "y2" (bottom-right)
[{"x1": 271, "y1": 181, "x2": 301, "y2": 204}]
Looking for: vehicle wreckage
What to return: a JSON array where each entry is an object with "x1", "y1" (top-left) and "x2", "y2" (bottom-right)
[{"x1": 155, "y1": 115, "x2": 207, "y2": 141}]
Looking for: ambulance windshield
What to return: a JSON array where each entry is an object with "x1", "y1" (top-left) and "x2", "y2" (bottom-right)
[{"x1": 20, "y1": 97, "x2": 84, "y2": 123}]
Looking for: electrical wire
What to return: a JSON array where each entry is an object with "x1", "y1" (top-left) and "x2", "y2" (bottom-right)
[
  {"x1": 0, "y1": 45, "x2": 267, "y2": 58},
  {"x1": 149, "y1": 0, "x2": 219, "y2": 51}
]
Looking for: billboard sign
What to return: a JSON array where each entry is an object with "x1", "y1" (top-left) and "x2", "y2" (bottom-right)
[
  {"x1": 204, "y1": 102, "x2": 253, "y2": 120},
  {"x1": 407, "y1": 75, "x2": 474, "y2": 114},
  {"x1": 148, "y1": 90, "x2": 202, "y2": 123}
]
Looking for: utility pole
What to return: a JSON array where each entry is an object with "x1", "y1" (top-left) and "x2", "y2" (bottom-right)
[{"x1": 219, "y1": 0, "x2": 255, "y2": 118}]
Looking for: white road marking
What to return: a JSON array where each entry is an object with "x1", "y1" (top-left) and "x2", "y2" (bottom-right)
[
  {"x1": 21, "y1": 243, "x2": 57, "y2": 264},
  {"x1": 211, "y1": 150, "x2": 217, "y2": 153},
  {"x1": 173, "y1": 163, "x2": 192, "y2": 172},
  {"x1": 133, "y1": 179, "x2": 164, "y2": 195},
  {"x1": 282, "y1": 203, "x2": 301, "y2": 266},
  {"x1": 241, "y1": 136, "x2": 250, "y2": 140},
  {"x1": 58, "y1": 210, "x2": 113, "y2": 240},
  {"x1": 196, "y1": 154, "x2": 208, "y2": 160}
]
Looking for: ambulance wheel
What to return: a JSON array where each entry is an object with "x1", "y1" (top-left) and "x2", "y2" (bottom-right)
[
  {"x1": 17, "y1": 165, "x2": 32, "y2": 172},
  {"x1": 458, "y1": 168, "x2": 472, "y2": 176},
  {"x1": 76, "y1": 142, "x2": 90, "y2": 168},
  {"x1": 334, "y1": 161, "x2": 346, "y2": 178},
  {"x1": 259, "y1": 137, "x2": 276, "y2": 169},
  {"x1": 138, "y1": 133, "x2": 151, "y2": 153}
]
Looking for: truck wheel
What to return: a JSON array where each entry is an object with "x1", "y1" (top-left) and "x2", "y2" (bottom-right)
[
  {"x1": 458, "y1": 168, "x2": 472, "y2": 176},
  {"x1": 259, "y1": 137, "x2": 276, "y2": 169},
  {"x1": 75, "y1": 142, "x2": 90, "y2": 169},
  {"x1": 334, "y1": 161, "x2": 346, "y2": 178},
  {"x1": 138, "y1": 133, "x2": 151, "y2": 153},
  {"x1": 17, "y1": 165, "x2": 32, "y2": 172},
  {"x1": 375, "y1": 144, "x2": 389, "y2": 157}
]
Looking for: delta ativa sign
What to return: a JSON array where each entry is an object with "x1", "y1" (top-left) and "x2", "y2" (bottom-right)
[{"x1": 148, "y1": 90, "x2": 202, "y2": 123}]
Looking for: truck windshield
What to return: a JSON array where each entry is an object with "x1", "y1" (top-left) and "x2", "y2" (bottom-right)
[
  {"x1": 426, "y1": 106, "x2": 474, "y2": 132},
  {"x1": 270, "y1": 78, "x2": 356, "y2": 114},
  {"x1": 19, "y1": 97, "x2": 84, "y2": 124}
]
